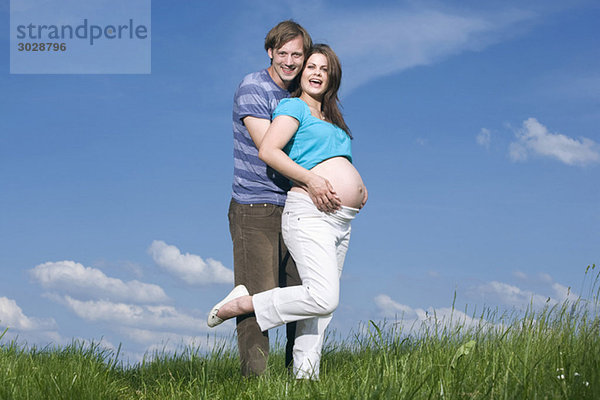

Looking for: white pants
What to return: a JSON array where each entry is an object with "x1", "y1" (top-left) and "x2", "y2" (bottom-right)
[{"x1": 252, "y1": 191, "x2": 357, "y2": 379}]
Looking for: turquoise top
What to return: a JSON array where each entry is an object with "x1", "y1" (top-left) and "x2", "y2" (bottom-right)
[{"x1": 272, "y1": 98, "x2": 352, "y2": 170}]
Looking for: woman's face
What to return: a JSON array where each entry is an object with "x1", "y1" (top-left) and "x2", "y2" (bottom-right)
[{"x1": 300, "y1": 53, "x2": 329, "y2": 98}]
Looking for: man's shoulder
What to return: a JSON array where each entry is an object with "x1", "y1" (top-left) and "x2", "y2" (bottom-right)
[
  {"x1": 237, "y1": 69, "x2": 286, "y2": 95},
  {"x1": 238, "y1": 69, "x2": 269, "y2": 89},
  {"x1": 241, "y1": 69, "x2": 266, "y2": 82},
  {"x1": 234, "y1": 69, "x2": 289, "y2": 116}
]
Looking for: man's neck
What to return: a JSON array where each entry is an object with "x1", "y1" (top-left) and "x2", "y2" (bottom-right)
[{"x1": 267, "y1": 65, "x2": 289, "y2": 90}]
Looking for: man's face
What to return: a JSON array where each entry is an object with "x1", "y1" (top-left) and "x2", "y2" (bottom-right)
[{"x1": 267, "y1": 35, "x2": 304, "y2": 89}]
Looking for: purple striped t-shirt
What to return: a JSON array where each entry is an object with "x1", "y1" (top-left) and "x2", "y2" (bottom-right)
[{"x1": 231, "y1": 69, "x2": 291, "y2": 206}]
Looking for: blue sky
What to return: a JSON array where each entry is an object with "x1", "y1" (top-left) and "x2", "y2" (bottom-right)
[{"x1": 1, "y1": 0, "x2": 598, "y2": 363}]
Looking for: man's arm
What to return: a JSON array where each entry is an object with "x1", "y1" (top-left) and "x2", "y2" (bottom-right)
[{"x1": 243, "y1": 116, "x2": 271, "y2": 149}]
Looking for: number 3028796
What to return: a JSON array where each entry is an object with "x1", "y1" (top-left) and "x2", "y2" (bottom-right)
[{"x1": 18, "y1": 42, "x2": 67, "y2": 51}]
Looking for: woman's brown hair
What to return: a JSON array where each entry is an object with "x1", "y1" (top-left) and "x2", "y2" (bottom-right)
[{"x1": 292, "y1": 44, "x2": 352, "y2": 138}]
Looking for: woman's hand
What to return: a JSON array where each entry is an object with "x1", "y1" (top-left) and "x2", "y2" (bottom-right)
[
  {"x1": 306, "y1": 173, "x2": 341, "y2": 212},
  {"x1": 259, "y1": 115, "x2": 341, "y2": 212}
]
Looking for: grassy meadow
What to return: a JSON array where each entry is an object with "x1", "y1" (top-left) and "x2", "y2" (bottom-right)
[{"x1": 1, "y1": 266, "x2": 599, "y2": 399}]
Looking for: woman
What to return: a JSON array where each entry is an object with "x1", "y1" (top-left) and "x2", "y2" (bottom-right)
[{"x1": 208, "y1": 44, "x2": 367, "y2": 379}]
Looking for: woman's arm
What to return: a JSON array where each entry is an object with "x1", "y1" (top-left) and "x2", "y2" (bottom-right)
[
  {"x1": 258, "y1": 115, "x2": 341, "y2": 212},
  {"x1": 242, "y1": 116, "x2": 271, "y2": 149}
]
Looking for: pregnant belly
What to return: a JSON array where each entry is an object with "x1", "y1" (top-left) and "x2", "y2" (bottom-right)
[{"x1": 293, "y1": 156, "x2": 365, "y2": 209}]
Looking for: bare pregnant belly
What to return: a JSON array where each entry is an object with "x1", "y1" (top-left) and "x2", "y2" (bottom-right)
[{"x1": 292, "y1": 157, "x2": 365, "y2": 209}]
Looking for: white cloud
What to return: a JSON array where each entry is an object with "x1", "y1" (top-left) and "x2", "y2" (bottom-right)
[
  {"x1": 60, "y1": 296, "x2": 212, "y2": 333},
  {"x1": 374, "y1": 294, "x2": 487, "y2": 332},
  {"x1": 148, "y1": 240, "x2": 233, "y2": 285},
  {"x1": 30, "y1": 260, "x2": 169, "y2": 304},
  {"x1": 478, "y1": 281, "x2": 552, "y2": 308},
  {"x1": 292, "y1": 5, "x2": 535, "y2": 92},
  {"x1": 508, "y1": 141, "x2": 528, "y2": 162},
  {"x1": 230, "y1": 3, "x2": 536, "y2": 93},
  {"x1": 476, "y1": 128, "x2": 492, "y2": 149},
  {"x1": 93, "y1": 259, "x2": 145, "y2": 279},
  {"x1": 551, "y1": 282, "x2": 578, "y2": 304},
  {"x1": 509, "y1": 118, "x2": 600, "y2": 166},
  {"x1": 0, "y1": 328, "x2": 65, "y2": 350},
  {"x1": 0, "y1": 297, "x2": 56, "y2": 331},
  {"x1": 513, "y1": 270, "x2": 528, "y2": 280},
  {"x1": 119, "y1": 327, "x2": 227, "y2": 350},
  {"x1": 113, "y1": 328, "x2": 234, "y2": 364},
  {"x1": 539, "y1": 272, "x2": 553, "y2": 283},
  {"x1": 476, "y1": 277, "x2": 580, "y2": 308},
  {"x1": 375, "y1": 294, "x2": 418, "y2": 319}
]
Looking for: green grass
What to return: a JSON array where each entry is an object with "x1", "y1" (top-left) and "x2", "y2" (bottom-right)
[{"x1": 2, "y1": 266, "x2": 599, "y2": 399}]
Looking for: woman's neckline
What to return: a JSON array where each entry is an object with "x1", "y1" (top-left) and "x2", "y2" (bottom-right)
[{"x1": 297, "y1": 96, "x2": 328, "y2": 122}]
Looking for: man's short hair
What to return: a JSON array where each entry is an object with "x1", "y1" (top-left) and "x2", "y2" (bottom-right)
[{"x1": 264, "y1": 20, "x2": 312, "y2": 55}]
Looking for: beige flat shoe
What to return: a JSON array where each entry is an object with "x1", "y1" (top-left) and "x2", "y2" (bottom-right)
[{"x1": 207, "y1": 285, "x2": 249, "y2": 327}]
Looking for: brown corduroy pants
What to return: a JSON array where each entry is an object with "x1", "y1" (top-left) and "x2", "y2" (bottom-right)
[{"x1": 228, "y1": 198, "x2": 301, "y2": 376}]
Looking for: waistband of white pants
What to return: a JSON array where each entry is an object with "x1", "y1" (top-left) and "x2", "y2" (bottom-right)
[{"x1": 286, "y1": 191, "x2": 359, "y2": 219}]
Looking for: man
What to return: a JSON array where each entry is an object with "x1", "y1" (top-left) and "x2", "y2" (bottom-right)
[{"x1": 229, "y1": 20, "x2": 313, "y2": 377}]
